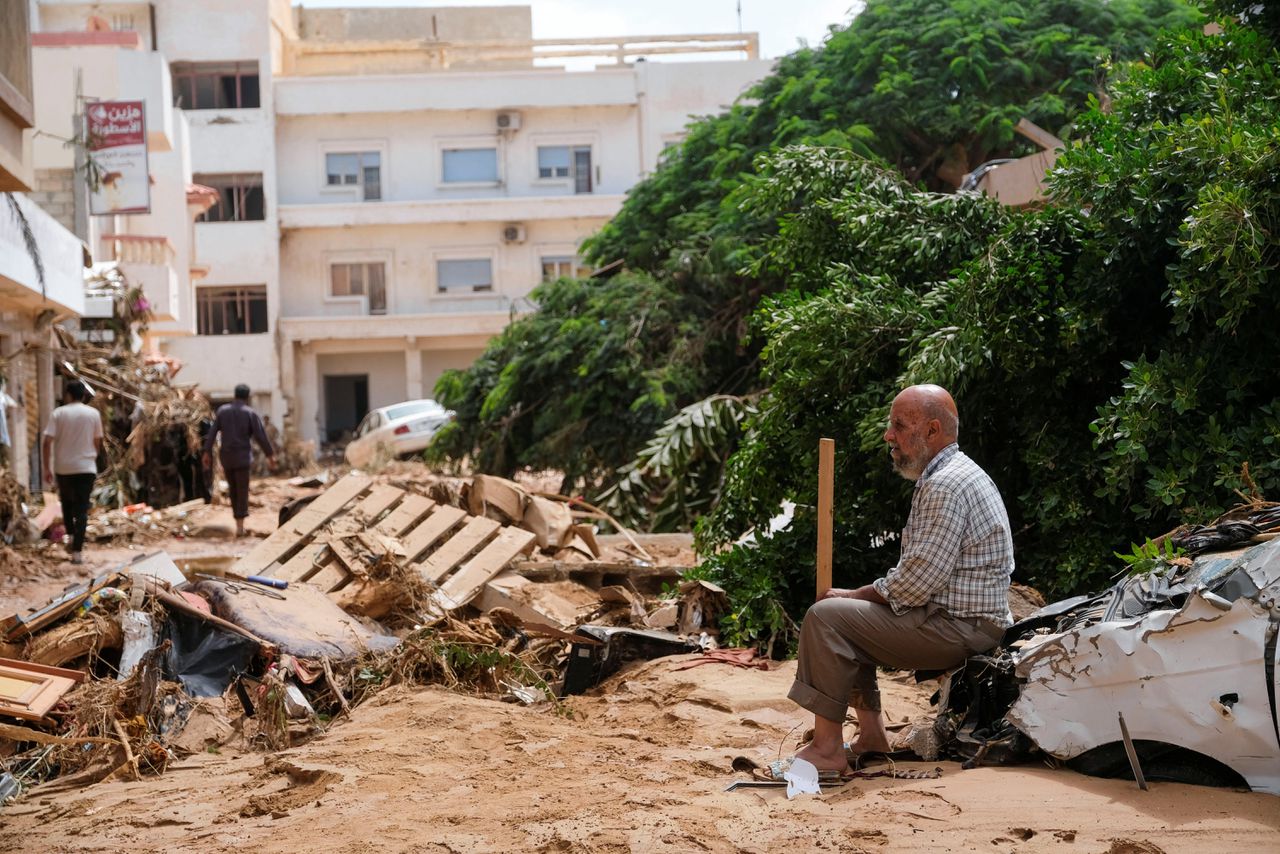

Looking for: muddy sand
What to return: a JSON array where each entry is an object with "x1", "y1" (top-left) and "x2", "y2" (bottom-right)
[{"x1": 3, "y1": 658, "x2": 1276, "y2": 853}]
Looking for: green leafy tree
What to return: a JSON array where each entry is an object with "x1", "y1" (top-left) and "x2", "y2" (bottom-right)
[
  {"x1": 435, "y1": 0, "x2": 1196, "y2": 507},
  {"x1": 586, "y1": 0, "x2": 1199, "y2": 272},
  {"x1": 697, "y1": 16, "x2": 1280, "y2": 649},
  {"x1": 427, "y1": 272, "x2": 726, "y2": 488}
]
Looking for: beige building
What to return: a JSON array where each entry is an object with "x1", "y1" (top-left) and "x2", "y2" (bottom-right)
[
  {"x1": 34, "y1": 2, "x2": 771, "y2": 449},
  {"x1": 0, "y1": 1, "x2": 88, "y2": 489}
]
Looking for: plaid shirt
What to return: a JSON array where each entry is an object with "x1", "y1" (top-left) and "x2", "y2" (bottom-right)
[{"x1": 872, "y1": 444, "x2": 1014, "y2": 627}]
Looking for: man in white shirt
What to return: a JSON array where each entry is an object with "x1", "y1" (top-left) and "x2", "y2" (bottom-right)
[{"x1": 42, "y1": 381, "x2": 104, "y2": 564}]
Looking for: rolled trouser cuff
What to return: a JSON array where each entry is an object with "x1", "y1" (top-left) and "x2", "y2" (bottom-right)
[
  {"x1": 788, "y1": 679, "x2": 849, "y2": 722},
  {"x1": 847, "y1": 687, "x2": 881, "y2": 713}
]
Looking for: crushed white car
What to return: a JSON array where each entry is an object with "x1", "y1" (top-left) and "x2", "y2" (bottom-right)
[
  {"x1": 344, "y1": 399, "x2": 453, "y2": 468},
  {"x1": 937, "y1": 509, "x2": 1280, "y2": 794}
]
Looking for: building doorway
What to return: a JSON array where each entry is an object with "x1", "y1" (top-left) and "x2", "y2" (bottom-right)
[{"x1": 323, "y1": 374, "x2": 368, "y2": 443}]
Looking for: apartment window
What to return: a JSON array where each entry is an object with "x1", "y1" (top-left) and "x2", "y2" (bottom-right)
[
  {"x1": 197, "y1": 286, "x2": 268, "y2": 335},
  {"x1": 325, "y1": 152, "x2": 381, "y2": 201},
  {"x1": 537, "y1": 145, "x2": 593, "y2": 193},
  {"x1": 441, "y1": 148, "x2": 498, "y2": 183},
  {"x1": 195, "y1": 173, "x2": 265, "y2": 222},
  {"x1": 171, "y1": 61, "x2": 260, "y2": 110},
  {"x1": 540, "y1": 256, "x2": 592, "y2": 282},
  {"x1": 437, "y1": 259, "x2": 493, "y2": 293},
  {"x1": 331, "y1": 262, "x2": 387, "y2": 314}
]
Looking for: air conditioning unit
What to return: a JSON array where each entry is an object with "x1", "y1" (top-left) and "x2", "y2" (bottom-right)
[
  {"x1": 502, "y1": 223, "x2": 527, "y2": 244},
  {"x1": 496, "y1": 110, "x2": 522, "y2": 132}
]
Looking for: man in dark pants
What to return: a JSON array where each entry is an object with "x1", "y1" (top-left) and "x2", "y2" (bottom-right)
[
  {"x1": 203, "y1": 384, "x2": 275, "y2": 537},
  {"x1": 42, "y1": 380, "x2": 104, "y2": 565}
]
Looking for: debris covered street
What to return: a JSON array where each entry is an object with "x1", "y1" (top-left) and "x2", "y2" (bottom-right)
[
  {"x1": 1, "y1": 469, "x2": 1278, "y2": 853},
  {"x1": 4, "y1": 0, "x2": 1280, "y2": 850},
  {"x1": 3, "y1": 645, "x2": 1277, "y2": 854}
]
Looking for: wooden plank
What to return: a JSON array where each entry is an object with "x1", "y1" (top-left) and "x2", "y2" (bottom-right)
[
  {"x1": 416, "y1": 515, "x2": 500, "y2": 585},
  {"x1": 239, "y1": 474, "x2": 372, "y2": 577},
  {"x1": 352, "y1": 484, "x2": 405, "y2": 525},
  {"x1": 434, "y1": 527, "x2": 537, "y2": 611},
  {"x1": 401, "y1": 505, "x2": 468, "y2": 563},
  {"x1": 317, "y1": 538, "x2": 368, "y2": 592},
  {"x1": 816, "y1": 437, "x2": 835, "y2": 600},
  {"x1": 374, "y1": 494, "x2": 435, "y2": 537},
  {"x1": 307, "y1": 561, "x2": 351, "y2": 594},
  {"x1": 274, "y1": 543, "x2": 330, "y2": 584}
]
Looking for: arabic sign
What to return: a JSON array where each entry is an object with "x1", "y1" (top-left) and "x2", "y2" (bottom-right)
[{"x1": 86, "y1": 100, "x2": 150, "y2": 215}]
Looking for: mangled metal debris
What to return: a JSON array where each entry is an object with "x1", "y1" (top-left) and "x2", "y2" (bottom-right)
[
  {"x1": 937, "y1": 512, "x2": 1280, "y2": 795},
  {"x1": 1007, "y1": 537, "x2": 1280, "y2": 794}
]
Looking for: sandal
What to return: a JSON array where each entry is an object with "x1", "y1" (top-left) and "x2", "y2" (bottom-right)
[{"x1": 755, "y1": 756, "x2": 849, "y2": 784}]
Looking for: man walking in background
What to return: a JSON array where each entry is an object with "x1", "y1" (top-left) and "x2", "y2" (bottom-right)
[
  {"x1": 42, "y1": 380, "x2": 104, "y2": 565},
  {"x1": 203, "y1": 384, "x2": 275, "y2": 537}
]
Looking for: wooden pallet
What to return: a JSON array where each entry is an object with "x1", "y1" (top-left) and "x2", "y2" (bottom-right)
[{"x1": 235, "y1": 474, "x2": 535, "y2": 613}]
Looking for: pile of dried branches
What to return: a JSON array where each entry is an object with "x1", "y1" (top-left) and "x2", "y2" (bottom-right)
[
  {"x1": 343, "y1": 616, "x2": 566, "y2": 712},
  {"x1": 0, "y1": 470, "x2": 27, "y2": 538},
  {"x1": 49, "y1": 327, "x2": 211, "y2": 508}
]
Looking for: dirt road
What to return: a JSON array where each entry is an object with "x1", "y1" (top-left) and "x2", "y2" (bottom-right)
[{"x1": 3, "y1": 659, "x2": 1276, "y2": 853}]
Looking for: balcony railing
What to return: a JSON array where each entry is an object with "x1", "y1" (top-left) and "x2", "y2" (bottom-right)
[
  {"x1": 102, "y1": 233, "x2": 175, "y2": 266},
  {"x1": 282, "y1": 32, "x2": 760, "y2": 75}
]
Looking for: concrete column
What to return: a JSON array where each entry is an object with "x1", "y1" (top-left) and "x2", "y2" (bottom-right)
[
  {"x1": 276, "y1": 333, "x2": 296, "y2": 432},
  {"x1": 404, "y1": 337, "x2": 423, "y2": 401},
  {"x1": 3, "y1": 333, "x2": 29, "y2": 490},
  {"x1": 35, "y1": 345, "x2": 54, "y2": 491},
  {"x1": 296, "y1": 342, "x2": 320, "y2": 445}
]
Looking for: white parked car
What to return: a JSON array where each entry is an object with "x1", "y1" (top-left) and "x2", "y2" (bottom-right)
[{"x1": 344, "y1": 399, "x2": 453, "y2": 467}]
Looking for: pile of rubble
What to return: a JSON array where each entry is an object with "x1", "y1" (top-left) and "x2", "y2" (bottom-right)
[{"x1": 0, "y1": 472, "x2": 725, "y2": 804}]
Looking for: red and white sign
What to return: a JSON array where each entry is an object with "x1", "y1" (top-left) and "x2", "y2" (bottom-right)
[{"x1": 86, "y1": 100, "x2": 150, "y2": 215}]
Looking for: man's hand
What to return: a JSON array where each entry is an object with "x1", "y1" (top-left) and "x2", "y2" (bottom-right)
[
  {"x1": 266, "y1": 456, "x2": 277, "y2": 472},
  {"x1": 41, "y1": 468, "x2": 53, "y2": 489},
  {"x1": 201, "y1": 452, "x2": 211, "y2": 469},
  {"x1": 819, "y1": 584, "x2": 890, "y2": 606}
]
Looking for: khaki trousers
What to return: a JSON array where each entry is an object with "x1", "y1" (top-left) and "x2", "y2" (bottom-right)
[{"x1": 788, "y1": 598, "x2": 1004, "y2": 720}]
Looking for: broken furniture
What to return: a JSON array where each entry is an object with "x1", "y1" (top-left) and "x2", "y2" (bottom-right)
[
  {"x1": 0, "y1": 658, "x2": 86, "y2": 721},
  {"x1": 234, "y1": 474, "x2": 537, "y2": 616}
]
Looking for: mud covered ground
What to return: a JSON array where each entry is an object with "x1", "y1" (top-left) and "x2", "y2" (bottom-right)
[
  {"x1": 2, "y1": 474, "x2": 1277, "y2": 853},
  {"x1": 2, "y1": 658, "x2": 1276, "y2": 853}
]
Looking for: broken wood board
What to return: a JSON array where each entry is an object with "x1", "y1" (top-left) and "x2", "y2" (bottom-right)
[
  {"x1": 467, "y1": 474, "x2": 527, "y2": 522},
  {"x1": 232, "y1": 474, "x2": 540, "y2": 616},
  {"x1": 239, "y1": 474, "x2": 372, "y2": 576},
  {"x1": 0, "y1": 658, "x2": 86, "y2": 722},
  {"x1": 511, "y1": 560, "x2": 689, "y2": 589},
  {"x1": 476, "y1": 570, "x2": 601, "y2": 629},
  {"x1": 2, "y1": 573, "x2": 123, "y2": 641},
  {"x1": 417, "y1": 516, "x2": 501, "y2": 585},
  {"x1": 401, "y1": 504, "x2": 468, "y2": 563},
  {"x1": 351, "y1": 484, "x2": 406, "y2": 525},
  {"x1": 273, "y1": 542, "x2": 330, "y2": 584},
  {"x1": 374, "y1": 494, "x2": 435, "y2": 537},
  {"x1": 433, "y1": 527, "x2": 538, "y2": 611}
]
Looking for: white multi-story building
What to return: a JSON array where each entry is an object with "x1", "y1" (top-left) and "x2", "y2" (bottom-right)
[
  {"x1": 34, "y1": 2, "x2": 771, "y2": 448},
  {"x1": 1, "y1": 1, "x2": 87, "y2": 490}
]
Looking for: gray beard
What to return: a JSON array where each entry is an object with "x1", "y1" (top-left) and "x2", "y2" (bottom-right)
[{"x1": 893, "y1": 459, "x2": 923, "y2": 482}]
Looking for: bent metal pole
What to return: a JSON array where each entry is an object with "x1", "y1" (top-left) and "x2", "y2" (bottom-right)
[{"x1": 816, "y1": 437, "x2": 835, "y2": 599}]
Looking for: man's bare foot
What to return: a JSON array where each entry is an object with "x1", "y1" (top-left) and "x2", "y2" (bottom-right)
[
  {"x1": 794, "y1": 741, "x2": 851, "y2": 775},
  {"x1": 844, "y1": 735, "x2": 893, "y2": 756}
]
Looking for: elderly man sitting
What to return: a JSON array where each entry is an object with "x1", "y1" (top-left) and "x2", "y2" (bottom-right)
[{"x1": 787, "y1": 384, "x2": 1014, "y2": 779}]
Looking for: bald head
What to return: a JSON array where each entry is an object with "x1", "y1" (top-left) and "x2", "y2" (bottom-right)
[
  {"x1": 894, "y1": 384, "x2": 959, "y2": 442},
  {"x1": 884, "y1": 384, "x2": 960, "y2": 481}
]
